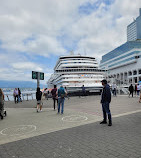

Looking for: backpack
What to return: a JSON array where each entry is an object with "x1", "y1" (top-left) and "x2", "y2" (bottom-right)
[
  {"x1": 58, "y1": 87, "x2": 65, "y2": 98},
  {"x1": 51, "y1": 88, "x2": 57, "y2": 98}
]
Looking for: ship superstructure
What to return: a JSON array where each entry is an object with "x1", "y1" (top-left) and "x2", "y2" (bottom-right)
[{"x1": 47, "y1": 55, "x2": 105, "y2": 93}]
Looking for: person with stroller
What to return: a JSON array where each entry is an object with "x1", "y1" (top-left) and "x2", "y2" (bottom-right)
[{"x1": 0, "y1": 88, "x2": 5, "y2": 119}]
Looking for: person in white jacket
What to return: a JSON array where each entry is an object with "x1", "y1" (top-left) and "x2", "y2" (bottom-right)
[{"x1": 137, "y1": 84, "x2": 140, "y2": 97}]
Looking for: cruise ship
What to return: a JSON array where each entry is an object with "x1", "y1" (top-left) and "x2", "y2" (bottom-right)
[{"x1": 47, "y1": 54, "x2": 105, "y2": 94}]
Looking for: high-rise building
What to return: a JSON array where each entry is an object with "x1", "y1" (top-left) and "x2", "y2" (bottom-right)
[
  {"x1": 100, "y1": 8, "x2": 141, "y2": 86},
  {"x1": 127, "y1": 8, "x2": 141, "y2": 41}
]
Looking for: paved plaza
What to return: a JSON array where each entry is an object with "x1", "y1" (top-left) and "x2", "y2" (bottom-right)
[{"x1": 0, "y1": 95, "x2": 141, "y2": 158}]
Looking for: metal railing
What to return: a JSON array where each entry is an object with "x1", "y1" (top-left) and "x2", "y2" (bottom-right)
[{"x1": 4, "y1": 93, "x2": 35, "y2": 101}]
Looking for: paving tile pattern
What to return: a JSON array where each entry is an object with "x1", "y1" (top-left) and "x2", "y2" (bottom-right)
[{"x1": 0, "y1": 112, "x2": 141, "y2": 158}]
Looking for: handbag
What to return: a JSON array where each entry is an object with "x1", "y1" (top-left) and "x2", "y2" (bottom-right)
[{"x1": 61, "y1": 93, "x2": 65, "y2": 98}]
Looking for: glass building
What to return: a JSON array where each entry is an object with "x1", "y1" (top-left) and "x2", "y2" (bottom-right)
[
  {"x1": 100, "y1": 9, "x2": 141, "y2": 85},
  {"x1": 127, "y1": 8, "x2": 141, "y2": 41}
]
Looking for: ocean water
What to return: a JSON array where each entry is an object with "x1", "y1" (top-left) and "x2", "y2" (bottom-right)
[{"x1": 2, "y1": 88, "x2": 36, "y2": 101}]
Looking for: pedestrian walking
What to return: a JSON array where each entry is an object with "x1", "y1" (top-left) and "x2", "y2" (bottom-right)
[
  {"x1": 134, "y1": 84, "x2": 137, "y2": 96},
  {"x1": 128, "y1": 84, "x2": 134, "y2": 97},
  {"x1": 0, "y1": 88, "x2": 4, "y2": 120},
  {"x1": 13, "y1": 88, "x2": 19, "y2": 104},
  {"x1": 36, "y1": 87, "x2": 42, "y2": 112},
  {"x1": 51, "y1": 85, "x2": 58, "y2": 110},
  {"x1": 139, "y1": 93, "x2": 141, "y2": 103},
  {"x1": 41, "y1": 88, "x2": 47, "y2": 107},
  {"x1": 137, "y1": 84, "x2": 140, "y2": 97},
  {"x1": 65, "y1": 87, "x2": 69, "y2": 100},
  {"x1": 57, "y1": 86, "x2": 67, "y2": 114},
  {"x1": 44, "y1": 88, "x2": 49, "y2": 100},
  {"x1": 18, "y1": 88, "x2": 22, "y2": 102},
  {"x1": 100, "y1": 79, "x2": 112, "y2": 126},
  {"x1": 82, "y1": 85, "x2": 86, "y2": 97},
  {"x1": 112, "y1": 83, "x2": 117, "y2": 96}
]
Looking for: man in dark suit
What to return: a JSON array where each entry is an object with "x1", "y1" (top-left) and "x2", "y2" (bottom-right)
[{"x1": 100, "y1": 79, "x2": 112, "y2": 126}]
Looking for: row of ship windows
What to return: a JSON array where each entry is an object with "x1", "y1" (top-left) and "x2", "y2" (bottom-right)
[
  {"x1": 62, "y1": 62, "x2": 97, "y2": 64},
  {"x1": 100, "y1": 51, "x2": 140, "y2": 67},
  {"x1": 55, "y1": 74, "x2": 103, "y2": 80},
  {"x1": 62, "y1": 58, "x2": 95, "y2": 61},
  {"x1": 58, "y1": 77, "x2": 103, "y2": 79},
  {"x1": 56, "y1": 69, "x2": 105, "y2": 72},
  {"x1": 57, "y1": 62, "x2": 97, "y2": 69}
]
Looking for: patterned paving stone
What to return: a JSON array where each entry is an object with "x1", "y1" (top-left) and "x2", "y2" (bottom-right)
[{"x1": 0, "y1": 112, "x2": 141, "y2": 158}]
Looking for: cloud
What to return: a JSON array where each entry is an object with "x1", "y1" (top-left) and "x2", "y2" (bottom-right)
[
  {"x1": 0, "y1": 52, "x2": 53, "y2": 83},
  {"x1": 12, "y1": 62, "x2": 43, "y2": 71},
  {"x1": 0, "y1": 0, "x2": 140, "y2": 82},
  {"x1": 0, "y1": 0, "x2": 96, "y2": 56},
  {"x1": 61, "y1": 0, "x2": 140, "y2": 61}
]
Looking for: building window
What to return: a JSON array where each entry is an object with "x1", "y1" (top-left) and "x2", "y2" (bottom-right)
[
  {"x1": 129, "y1": 78, "x2": 132, "y2": 83},
  {"x1": 133, "y1": 70, "x2": 137, "y2": 75},
  {"x1": 134, "y1": 77, "x2": 137, "y2": 83},
  {"x1": 138, "y1": 69, "x2": 141, "y2": 74},
  {"x1": 128, "y1": 71, "x2": 132, "y2": 76}
]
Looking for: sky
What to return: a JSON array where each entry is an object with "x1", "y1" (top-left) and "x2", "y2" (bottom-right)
[{"x1": 0, "y1": 0, "x2": 140, "y2": 85}]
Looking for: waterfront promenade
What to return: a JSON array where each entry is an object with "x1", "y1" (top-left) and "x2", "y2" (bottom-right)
[{"x1": 0, "y1": 95, "x2": 141, "y2": 158}]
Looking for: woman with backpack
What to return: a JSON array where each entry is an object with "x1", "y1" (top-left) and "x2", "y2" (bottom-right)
[{"x1": 57, "y1": 86, "x2": 67, "y2": 114}]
